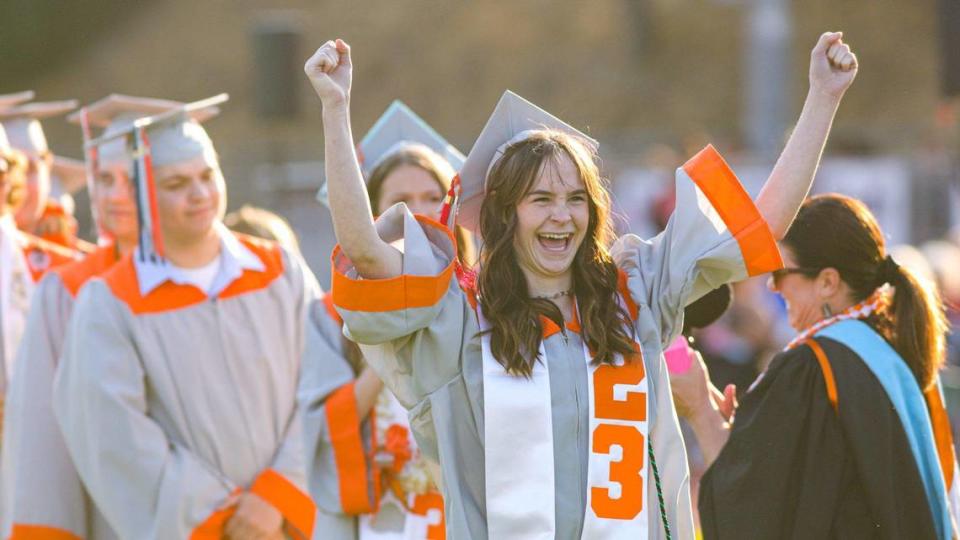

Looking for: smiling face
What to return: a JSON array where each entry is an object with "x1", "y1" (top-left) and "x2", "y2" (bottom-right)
[
  {"x1": 767, "y1": 246, "x2": 825, "y2": 331},
  {"x1": 153, "y1": 153, "x2": 225, "y2": 246},
  {"x1": 376, "y1": 164, "x2": 445, "y2": 218},
  {"x1": 513, "y1": 153, "x2": 589, "y2": 281}
]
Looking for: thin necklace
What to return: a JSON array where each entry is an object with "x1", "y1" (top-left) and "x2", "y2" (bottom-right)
[{"x1": 531, "y1": 289, "x2": 573, "y2": 300}]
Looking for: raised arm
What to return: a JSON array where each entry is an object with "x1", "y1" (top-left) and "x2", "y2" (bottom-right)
[
  {"x1": 304, "y1": 39, "x2": 402, "y2": 279},
  {"x1": 755, "y1": 31, "x2": 858, "y2": 239}
]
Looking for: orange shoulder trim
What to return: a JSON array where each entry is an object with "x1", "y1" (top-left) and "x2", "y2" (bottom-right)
[
  {"x1": 682, "y1": 145, "x2": 783, "y2": 276},
  {"x1": 9, "y1": 524, "x2": 82, "y2": 540},
  {"x1": 803, "y1": 339, "x2": 838, "y2": 413},
  {"x1": 326, "y1": 382, "x2": 374, "y2": 514},
  {"x1": 331, "y1": 215, "x2": 456, "y2": 313},
  {"x1": 250, "y1": 469, "x2": 316, "y2": 538},
  {"x1": 104, "y1": 234, "x2": 285, "y2": 315},
  {"x1": 924, "y1": 385, "x2": 956, "y2": 490},
  {"x1": 218, "y1": 234, "x2": 285, "y2": 301},
  {"x1": 54, "y1": 244, "x2": 119, "y2": 297}
]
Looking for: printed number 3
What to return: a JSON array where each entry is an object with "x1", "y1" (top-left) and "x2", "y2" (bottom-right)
[{"x1": 591, "y1": 361, "x2": 646, "y2": 520}]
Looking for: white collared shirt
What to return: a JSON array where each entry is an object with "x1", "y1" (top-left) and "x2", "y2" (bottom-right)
[{"x1": 133, "y1": 223, "x2": 265, "y2": 298}]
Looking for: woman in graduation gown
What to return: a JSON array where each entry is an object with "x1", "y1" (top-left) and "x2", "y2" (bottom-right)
[
  {"x1": 673, "y1": 194, "x2": 960, "y2": 539},
  {"x1": 302, "y1": 102, "x2": 467, "y2": 539},
  {"x1": 305, "y1": 32, "x2": 856, "y2": 539}
]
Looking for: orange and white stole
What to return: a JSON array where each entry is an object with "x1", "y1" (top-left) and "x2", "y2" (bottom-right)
[{"x1": 479, "y1": 306, "x2": 650, "y2": 539}]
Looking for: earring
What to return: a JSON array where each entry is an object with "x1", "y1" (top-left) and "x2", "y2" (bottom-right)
[{"x1": 821, "y1": 303, "x2": 834, "y2": 318}]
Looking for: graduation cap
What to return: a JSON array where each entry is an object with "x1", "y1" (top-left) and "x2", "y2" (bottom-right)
[
  {"x1": 69, "y1": 94, "x2": 214, "y2": 242},
  {"x1": 0, "y1": 91, "x2": 35, "y2": 111},
  {"x1": 317, "y1": 100, "x2": 465, "y2": 207},
  {"x1": 0, "y1": 100, "x2": 78, "y2": 156},
  {"x1": 85, "y1": 93, "x2": 228, "y2": 262},
  {"x1": 450, "y1": 90, "x2": 598, "y2": 234},
  {"x1": 359, "y1": 100, "x2": 464, "y2": 174}
]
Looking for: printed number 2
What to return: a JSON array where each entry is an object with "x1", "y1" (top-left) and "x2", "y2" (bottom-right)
[{"x1": 591, "y1": 361, "x2": 646, "y2": 520}]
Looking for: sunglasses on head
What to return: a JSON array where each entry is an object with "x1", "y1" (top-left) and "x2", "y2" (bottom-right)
[{"x1": 771, "y1": 266, "x2": 819, "y2": 285}]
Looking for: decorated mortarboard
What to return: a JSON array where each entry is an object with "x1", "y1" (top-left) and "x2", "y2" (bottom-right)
[
  {"x1": 317, "y1": 100, "x2": 465, "y2": 207},
  {"x1": 0, "y1": 100, "x2": 78, "y2": 154},
  {"x1": 0, "y1": 91, "x2": 35, "y2": 111},
  {"x1": 86, "y1": 93, "x2": 228, "y2": 262},
  {"x1": 447, "y1": 90, "x2": 598, "y2": 234}
]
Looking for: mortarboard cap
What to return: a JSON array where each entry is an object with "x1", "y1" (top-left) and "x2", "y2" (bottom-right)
[
  {"x1": 318, "y1": 100, "x2": 464, "y2": 207},
  {"x1": 68, "y1": 94, "x2": 220, "y2": 138},
  {"x1": 358, "y1": 100, "x2": 465, "y2": 175},
  {"x1": 454, "y1": 90, "x2": 598, "y2": 233},
  {"x1": 0, "y1": 91, "x2": 35, "y2": 111},
  {"x1": 85, "y1": 94, "x2": 228, "y2": 261},
  {"x1": 0, "y1": 100, "x2": 78, "y2": 155}
]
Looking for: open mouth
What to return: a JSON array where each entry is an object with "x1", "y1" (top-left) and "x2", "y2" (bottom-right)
[{"x1": 537, "y1": 232, "x2": 573, "y2": 253}]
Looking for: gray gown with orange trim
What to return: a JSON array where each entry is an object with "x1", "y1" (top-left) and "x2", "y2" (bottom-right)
[
  {"x1": 301, "y1": 295, "x2": 447, "y2": 540},
  {"x1": 330, "y1": 146, "x2": 783, "y2": 539},
  {"x1": 52, "y1": 233, "x2": 319, "y2": 540},
  {"x1": 1, "y1": 246, "x2": 121, "y2": 540}
]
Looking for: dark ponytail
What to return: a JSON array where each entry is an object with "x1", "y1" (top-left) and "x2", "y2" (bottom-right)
[
  {"x1": 880, "y1": 259, "x2": 948, "y2": 390},
  {"x1": 784, "y1": 194, "x2": 947, "y2": 390}
]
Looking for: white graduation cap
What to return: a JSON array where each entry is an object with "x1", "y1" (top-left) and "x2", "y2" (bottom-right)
[
  {"x1": 69, "y1": 94, "x2": 217, "y2": 242},
  {"x1": 358, "y1": 100, "x2": 465, "y2": 175},
  {"x1": 453, "y1": 90, "x2": 598, "y2": 234},
  {"x1": 85, "y1": 93, "x2": 229, "y2": 262},
  {"x1": 0, "y1": 100, "x2": 78, "y2": 156},
  {"x1": 0, "y1": 91, "x2": 35, "y2": 111},
  {"x1": 317, "y1": 100, "x2": 465, "y2": 207}
]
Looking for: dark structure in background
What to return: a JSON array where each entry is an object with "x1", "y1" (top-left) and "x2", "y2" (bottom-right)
[
  {"x1": 939, "y1": 0, "x2": 960, "y2": 98},
  {"x1": 252, "y1": 13, "x2": 302, "y2": 120}
]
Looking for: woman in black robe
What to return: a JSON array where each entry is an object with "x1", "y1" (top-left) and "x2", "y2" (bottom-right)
[{"x1": 672, "y1": 194, "x2": 957, "y2": 539}]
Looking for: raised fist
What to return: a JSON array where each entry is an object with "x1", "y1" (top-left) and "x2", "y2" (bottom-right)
[
  {"x1": 810, "y1": 31, "x2": 858, "y2": 99},
  {"x1": 305, "y1": 39, "x2": 352, "y2": 107}
]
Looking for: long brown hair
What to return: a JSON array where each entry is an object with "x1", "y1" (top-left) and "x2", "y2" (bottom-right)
[
  {"x1": 367, "y1": 145, "x2": 475, "y2": 266},
  {"x1": 477, "y1": 131, "x2": 636, "y2": 376},
  {"x1": 783, "y1": 193, "x2": 948, "y2": 389}
]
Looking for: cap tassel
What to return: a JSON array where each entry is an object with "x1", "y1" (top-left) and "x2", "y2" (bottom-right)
[
  {"x1": 139, "y1": 127, "x2": 165, "y2": 260},
  {"x1": 438, "y1": 174, "x2": 461, "y2": 231},
  {"x1": 132, "y1": 126, "x2": 165, "y2": 263}
]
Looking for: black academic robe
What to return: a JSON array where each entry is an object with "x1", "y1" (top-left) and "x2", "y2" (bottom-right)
[{"x1": 699, "y1": 336, "x2": 940, "y2": 540}]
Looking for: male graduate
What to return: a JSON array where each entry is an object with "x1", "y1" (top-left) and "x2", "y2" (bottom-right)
[
  {"x1": 0, "y1": 115, "x2": 76, "y2": 397},
  {"x1": 53, "y1": 95, "x2": 317, "y2": 539},
  {"x1": 0, "y1": 97, "x2": 88, "y2": 251},
  {"x1": 1, "y1": 95, "x2": 207, "y2": 540}
]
